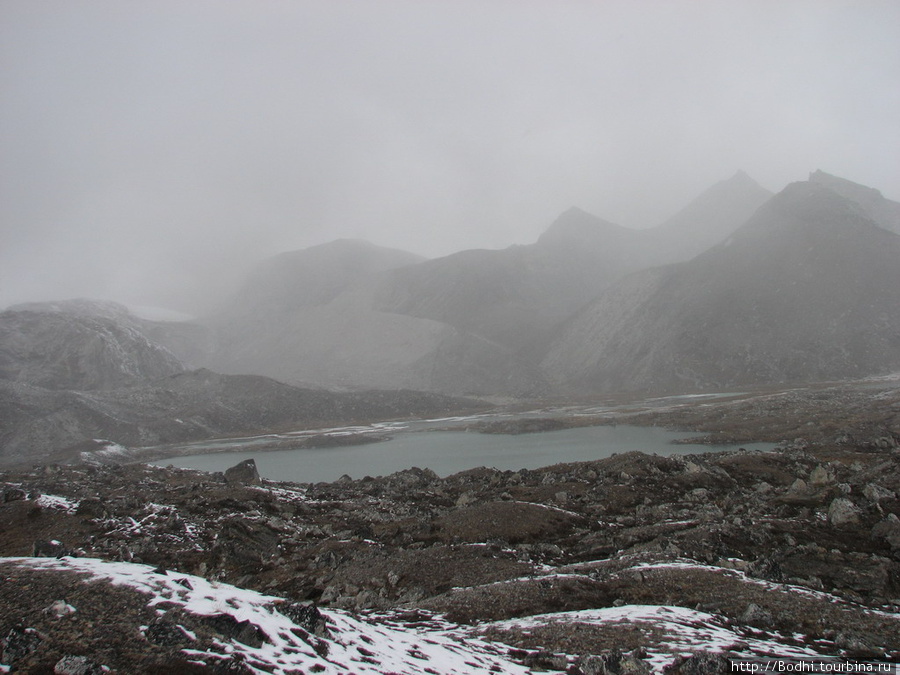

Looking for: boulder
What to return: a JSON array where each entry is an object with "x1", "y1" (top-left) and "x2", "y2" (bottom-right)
[
  {"x1": 809, "y1": 465, "x2": 833, "y2": 486},
  {"x1": 0, "y1": 626, "x2": 41, "y2": 667},
  {"x1": 665, "y1": 652, "x2": 732, "y2": 675},
  {"x1": 224, "y1": 459, "x2": 261, "y2": 485},
  {"x1": 33, "y1": 540, "x2": 74, "y2": 558},
  {"x1": 863, "y1": 484, "x2": 895, "y2": 503},
  {"x1": 202, "y1": 613, "x2": 269, "y2": 648},
  {"x1": 54, "y1": 655, "x2": 104, "y2": 675},
  {"x1": 827, "y1": 498, "x2": 861, "y2": 527}
]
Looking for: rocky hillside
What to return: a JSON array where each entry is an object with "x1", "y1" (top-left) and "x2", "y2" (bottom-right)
[
  {"x1": 0, "y1": 299, "x2": 485, "y2": 467},
  {"x1": 371, "y1": 209, "x2": 652, "y2": 355},
  {"x1": 1, "y1": 380, "x2": 899, "y2": 672},
  {"x1": 0, "y1": 369, "x2": 483, "y2": 468},
  {"x1": 809, "y1": 169, "x2": 900, "y2": 234},
  {"x1": 189, "y1": 238, "x2": 545, "y2": 396},
  {"x1": 542, "y1": 180, "x2": 900, "y2": 393},
  {"x1": 648, "y1": 170, "x2": 773, "y2": 261},
  {"x1": 222, "y1": 238, "x2": 425, "y2": 315},
  {"x1": 375, "y1": 171, "x2": 772, "y2": 354},
  {"x1": 185, "y1": 171, "x2": 772, "y2": 395},
  {"x1": 0, "y1": 300, "x2": 184, "y2": 390}
]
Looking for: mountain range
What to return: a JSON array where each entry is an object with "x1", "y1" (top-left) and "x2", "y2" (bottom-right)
[
  {"x1": 176, "y1": 170, "x2": 776, "y2": 394},
  {"x1": 2, "y1": 169, "x2": 899, "y2": 462},
  {"x1": 542, "y1": 179, "x2": 900, "y2": 392}
]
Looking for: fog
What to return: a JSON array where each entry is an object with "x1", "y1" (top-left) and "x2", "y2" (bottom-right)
[{"x1": 2, "y1": 1, "x2": 898, "y2": 314}]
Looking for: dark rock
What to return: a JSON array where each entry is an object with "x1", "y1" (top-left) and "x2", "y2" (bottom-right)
[
  {"x1": 580, "y1": 655, "x2": 607, "y2": 675},
  {"x1": 279, "y1": 601, "x2": 329, "y2": 636},
  {"x1": 863, "y1": 484, "x2": 895, "y2": 503},
  {"x1": 664, "y1": 652, "x2": 732, "y2": 675},
  {"x1": 33, "y1": 539, "x2": 74, "y2": 558},
  {"x1": 144, "y1": 620, "x2": 193, "y2": 647},
  {"x1": 54, "y1": 654, "x2": 105, "y2": 675},
  {"x1": 74, "y1": 499, "x2": 106, "y2": 517},
  {"x1": 872, "y1": 514, "x2": 900, "y2": 549},
  {"x1": 0, "y1": 625, "x2": 41, "y2": 666},
  {"x1": 740, "y1": 603, "x2": 774, "y2": 628},
  {"x1": 2, "y1": 487, "x2": 26, "y2": 503},
  {"x1": 224, "y1": 459, "x2": 261, "y2": 485},
  {"x1": 523, "y1": 650, "x2": 568, "y2": 670},
  {"x1": 598, "y1": 649, "x2": 652, "y2": 675},
  {"x1": 202, "y1": 613, "x2": 269, "y2": 648}
]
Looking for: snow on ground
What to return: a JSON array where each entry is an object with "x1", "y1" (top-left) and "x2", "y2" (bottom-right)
[
  {"x1": 5, "y1": 556, "x2": 530, "y2": 675},
  {"x1": 630, "y1": 560, "x2": 900, "y2": 610},
  {"x1": 11, "y1": 555, "x2": 887, "y2": 673},
  {"x1": 479, "y1": 605, "x2": 825, "y2": 672},
  {"x1": 34, "y1": 493, "x2": 80, "y2": 513}
]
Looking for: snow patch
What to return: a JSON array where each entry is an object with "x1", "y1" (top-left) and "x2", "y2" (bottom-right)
[
  {"x1": 481, "y1": 604, "x2": 825, "y2": 671},
  {"x1": 5, "y1": 557, "x2": 531, "y2": 675},
  {"x1": 34, "y1": 494, "x2": 79, "y2": 513}
]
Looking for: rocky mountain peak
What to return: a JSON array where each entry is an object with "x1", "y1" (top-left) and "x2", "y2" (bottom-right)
[
  {"x1": 0, "y1": 300, "x2": 184, "y2": 391},
  {"x1": 741, "y1": 179, "x2": 874, "y2": 237},
  {"x1": 809, "y1": 169, "x2": 884, "y2": 200},
  {"x1": 536, "y1": 207, "x2": 631, "y2": 249},
  {"x1": 808, "y1": 169, "x2": 900, "y2": 234},
  {"x1": 648, "y1": 170, "x2": 773, "y2": 261},
  {"x1": 223, "y1": 239, "x2": 425, "y2": 315},
  {"x1": 9, "y1": 298, "x2": 133, "y2": 321}
]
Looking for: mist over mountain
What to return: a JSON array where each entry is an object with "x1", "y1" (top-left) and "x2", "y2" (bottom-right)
[
  {"x1": 649, "y1": 170, "x2": 773, "y2": 260},
  {"x1": 226, "y1": 239, "x2": 425, "y2": 315},
  {"x1": 0, "y1": 300, "x2": 184, "y2": 390},
  {"x1": 808, "y1": 169, "x2": 900, "y2": 235},
  {"x1": 182, "y1": 171, "x2": 776, "y2": 394},
  {"x1": 0, "y1": 298, "x2": 481, "y2": 465},
  {"x1": 185, "y1": 239, "x2": 543, "y2": 395},
  {"x1": 3, "y1": 170, "x2": 897, "y2": 419},
  {"x1": 542, "y1": 180, "x2": 900, "y2": 393},
  {"x1": 370, "y1": 209, "x2": 648, "y2": 354}
]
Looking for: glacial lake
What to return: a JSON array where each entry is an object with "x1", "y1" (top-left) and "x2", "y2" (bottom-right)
[{"x1": 152, "y1": 424, "x2": 775, "y2": 484}]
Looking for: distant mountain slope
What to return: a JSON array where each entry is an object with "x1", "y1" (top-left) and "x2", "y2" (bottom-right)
[
  {"x1": 372, "y1": 209, "x2": 651, "y2": 353},
  {"x1": 226, "y1": 238, "x2": 425, "y2": 315},
  {"x1": 201, "y1": 238, "x2": 547, "y2": 395},
  {"x1": 0, "y1": 300, "x2": 184, "y2": 390},
  {"x1": 191, "y1": 172, "x2": 776, "y2": 394},
  {"x1": 372, "y1": 172, "x2": 773, "y2": 354},
  {"x1": 649, "y1": 170, "x2": 773, "y2": 260},
  {"x1": 203, "y1": 287, "x2": 544, "y2": 395},
  {"x1": 0, "y1": 369, "x2": 483, "y2": 467},
  {"x1": 542, "y1": 180, "x2": 900, "y2": 393},
  {"x1": 808, "y1": 169, "x2": 900, "y2": 234},
  {"x1": 0, "y1": 297, "x2": 487, "y2": 465}
]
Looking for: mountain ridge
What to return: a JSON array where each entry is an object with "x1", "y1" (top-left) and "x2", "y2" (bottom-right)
[{"x1": 541, "y1": 180, "x2": 900, "y2": 393}]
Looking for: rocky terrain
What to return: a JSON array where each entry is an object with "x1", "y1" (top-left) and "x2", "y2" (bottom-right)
[
  {"x1": 0, "y1": 300, "x2": 185, "y2": 391},
  {"x1": 2, "y1": 381, "x2": 899, "y2": 673}
]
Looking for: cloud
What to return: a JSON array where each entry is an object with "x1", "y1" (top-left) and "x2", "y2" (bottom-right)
[{"x1": 1, "y1": 0, "x2": 898, "y2": 311}]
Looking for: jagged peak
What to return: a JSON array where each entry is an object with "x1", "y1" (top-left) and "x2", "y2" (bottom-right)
[
  {"x1": 537, "y1": 207, "x2": 625, "y2": 246},
  {"x1": 279, "y1": 238, "x2": 423, "y2": 260},
  {"x1": 6, "y1": 298, "x2": 133, "y2": 320},
  {"x1": 727, "y1": 169, "x2": 756, "y2": 184},
  {"x1": 703, "y1": 169, "x2": 768, "y2": 197},
  {"x1": 808, "y1": 169, "x2": 884, "y2": 199},
  {"x1": 743, "y1": 179, "x2": 877, "y2": 232}
]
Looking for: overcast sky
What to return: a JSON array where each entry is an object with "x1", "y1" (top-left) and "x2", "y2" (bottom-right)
[{"x1": 2, "y1": 1, "x2": 899, "y2": 313}]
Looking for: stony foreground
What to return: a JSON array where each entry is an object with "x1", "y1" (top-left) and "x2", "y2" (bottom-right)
[{"x1": 2, "y1": 387, "x2": 900, "y2": 672}]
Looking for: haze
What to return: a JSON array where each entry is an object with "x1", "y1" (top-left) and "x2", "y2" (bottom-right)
[{"x1": 2, "y1": 1, "x2": 898, "y2": 314}]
